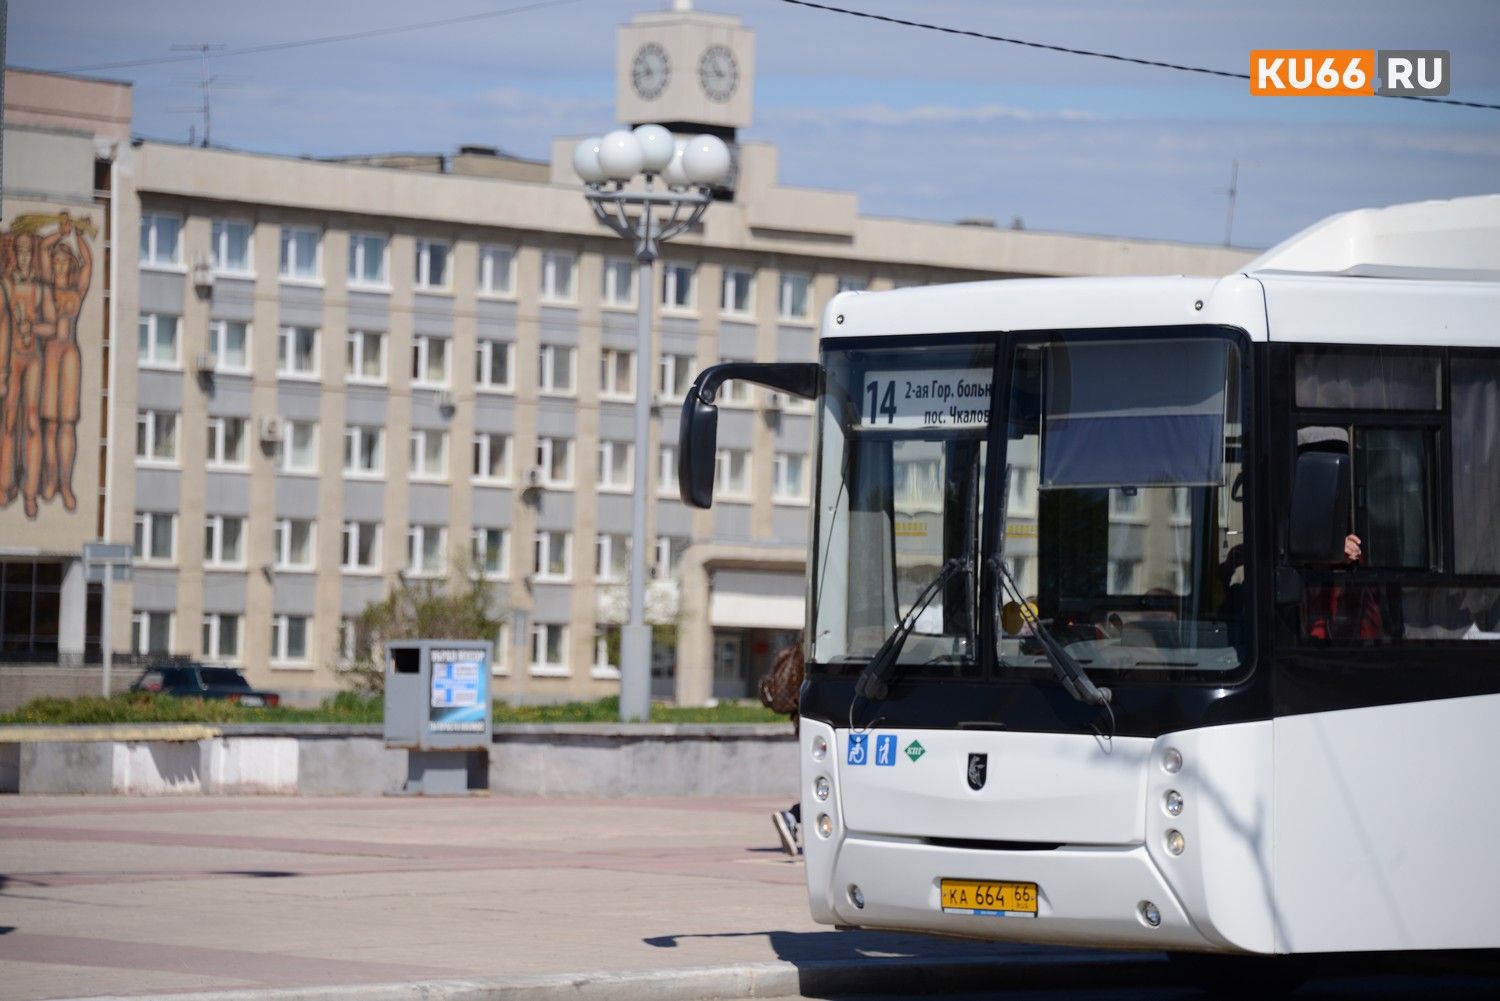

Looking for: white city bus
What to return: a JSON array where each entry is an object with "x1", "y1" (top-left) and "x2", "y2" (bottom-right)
[{"x1": 678, "y1": 195, "x2": 1500, "y2": 972}]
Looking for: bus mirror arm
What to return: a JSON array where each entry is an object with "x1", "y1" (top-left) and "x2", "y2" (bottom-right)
[{"x1": 678, "y1": 362, "x2": 825, "y2": 509}]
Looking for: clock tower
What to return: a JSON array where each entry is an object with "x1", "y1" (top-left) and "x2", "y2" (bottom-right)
[{"x1": 616, "y1": 0, "x2": 754, "y2": 139}]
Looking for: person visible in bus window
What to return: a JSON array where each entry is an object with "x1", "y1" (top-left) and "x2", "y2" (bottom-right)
[
  {"x1": 1297, "y1": 427, "x2": 1384, "y2": 644},
  {"x1": 1304, "y1": 533, "x2": 1383, "y2": 642}
]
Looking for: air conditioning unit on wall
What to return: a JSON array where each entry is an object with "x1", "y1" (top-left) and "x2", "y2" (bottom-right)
[
  {"x1": 258, "y1": 416, "x2": 284, "y2": 443},
  {"x1": 524, "y1": 466, "x2": 545, "y2": 488}
]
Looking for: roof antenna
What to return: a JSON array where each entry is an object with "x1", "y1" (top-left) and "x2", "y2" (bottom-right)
[{"x1": 170, "y1": 44, "x2": 224, "y2": 147}]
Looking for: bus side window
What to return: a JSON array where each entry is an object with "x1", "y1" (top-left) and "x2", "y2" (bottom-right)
[{"x1": 1355, "y1": 427, "x2": 1439, "y2": 571}]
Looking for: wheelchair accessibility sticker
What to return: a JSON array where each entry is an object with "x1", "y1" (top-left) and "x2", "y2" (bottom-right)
[{"x1": 848, "y1": 733, "x2": 868, "y2": 765}]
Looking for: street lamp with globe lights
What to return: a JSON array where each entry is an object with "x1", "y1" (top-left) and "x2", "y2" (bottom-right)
[{"x1": 573, "y1": 125, "x2": 730, "y2": 722}]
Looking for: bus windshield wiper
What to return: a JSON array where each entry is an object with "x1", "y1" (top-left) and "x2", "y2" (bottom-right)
[
  {"x1": 855, "y1": 557, "x2": 968, "y2": 702},
  {"x1": 989, "y1": 555, "x2": 1112, "y2": 708}
]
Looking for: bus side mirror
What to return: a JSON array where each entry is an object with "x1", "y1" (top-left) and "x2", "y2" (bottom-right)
[
  {"x1": 1288, "y1": 451, "x2": 1350, "y2": 564},
  {"x1": 679, "y1": 387, "x2": 719, "y2": 509}
]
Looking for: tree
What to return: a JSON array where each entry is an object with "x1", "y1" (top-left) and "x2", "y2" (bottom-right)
[{"x1": 341, "y1": 560, "x2": 507, "y2": 695}]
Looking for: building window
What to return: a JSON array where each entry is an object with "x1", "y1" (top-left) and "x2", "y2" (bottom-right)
[
  {"x1": 595, "y1": 533, "x2": 630, "y2": 582},
  {"x1": 211, "y1": 219, "x2": 253, "y2": 274},
  {"x1": 206, "y1": 416, "x2": 247, "y2": 468},
  {"x1": 1109, "y1": 487, "x2": 1144, "y2": 521},
  {"x1": 346, "y1": 330, "x2": 386, "y2": 382},
  {"x1": 138, "y1": 313, "x2": 181, "y2": 367},
  {"x1": 279, "y1": 226, "x2": 321, "y2": 281},
  {"x1": 408, "y1": 524, "x2": 446, "y2": 576},
  {"x1": 135, "y1": 410, "x2": 179, "y2": 464},
  {"x1": 202, "y1": 613, "x2": 241, "y2": 661},
  {"x1": 472, "y1": 528, "x2": 510, "y2": 578},
  {"x1": 139, "y1": 212, "x2": 181, "y2": 267},
  {"x1": 203, "y1": 514, "x2": 245, "y2": 567},
  {"x1": 410, "y1": 428, "x2": 449, "y2": 479},
  {"x1": 473, "y1": 432, "x2": 512, "y2": 484},
  {"x1": 536, "y1": 437, "x2": 573, "y2": 488},
  {"x1": 278, "y1": 326, "x2": 320, "y2": 378},
  {"x1": 716, "y1": 448, "x2": 751, "y2": 499},
  {"x1": 131, "y1": 611, "x2": 173, "y2": 655},
  {"x1": 276, "y1": 420, "x2": 318, "y2": 473},
  {"x1": 655, "y1": 535, "x2": 688, "y2": 579},
  {"x1": 660, "y1": 353, "x2": 696, "y2": 400},
  {"x1": 414, "y1": 239, "x2": 450, "y2": 289},
  {"x1": 722, "y1": 267, "x2": 754, "y2": 315},
  {"x1": 412, "y1": 335, "x2": 451, "y2": 387},
  {"x1": 538, "y1": 344, "x2": 575, "y2": 394},
  {"x1": 133, "y1": 512, "x2": 176, "y2": 564},
  {"x1": 348, "y1": 232, "x2": 388, "y2": 286},
  {"x1": 344, "y1": 425, "x2": 384, "y2": 475},
  {"x1": 534, "y1": 530, "x2": 571, "y2": 579},
  {"x1": 661, "y1": 261, "x2": 696, "y2": 310},
  {"x1": 1108, "y1": 559, "x2": 1142, "y2": 595},
  {"x1": 836, "y1": 276, "x2": 869, "y2": 294},
  {"x1": 270, "y1": 614, "x2": 310, "y2": 664},
  {"x1": 273, "y1": 518, "x2": 316, "y2": 570},
  {"x1": 598, "y1": 440, "x2": 633, "y2": 491},
  {"x1": 599, "y1": 348, "x2": 634, "y2": 399},
  {"x1": 530, "y1": 623, "x2": 569, "y2": 676},
  {"x1": 657, "y1": 444, "x2": 677, "y2": 493},
  {"x1": 339, "y1": 615, "x2": 373, "y2": 663},
  {"x1": 342, "y1": 521, "x2": 381, "y2": 571},
  {"x1": 207, "y1": 320, "x2": 250, "y2": 372},
  {"x1": 778, "y1": 272, "x2": 812, "y2": 321},
  {"x1": 593, "y1": 624, "x2": 622, "y2": 678},
  {"x1": 540, "y1": 250, "x2": 575, "y2": 302},
  {"x1": 602, "y1": 257, "x2": 636, "y2": 306},
  {"x1": 773, "y1": 452, "x2": 809, "y2": 502},
  {"x1": 476, "y1": 339, "x2": 514, "y2": 392},
  {"x1": 479, "y1": 244, "x2": 515, "y2": 296}
]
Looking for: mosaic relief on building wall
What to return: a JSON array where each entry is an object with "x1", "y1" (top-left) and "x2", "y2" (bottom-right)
[{"x1": 1, "y1": 212, "x2": 94, "y2": 520}]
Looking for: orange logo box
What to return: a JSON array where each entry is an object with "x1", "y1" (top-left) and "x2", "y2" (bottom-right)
[{"x1": 1250, "y1": 50, "x2": 1375, "y2": 96}]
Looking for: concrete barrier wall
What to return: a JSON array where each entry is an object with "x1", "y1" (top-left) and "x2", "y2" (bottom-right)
[{"x1": 0, "y1": 723, "x2": 800, "y2": 798}]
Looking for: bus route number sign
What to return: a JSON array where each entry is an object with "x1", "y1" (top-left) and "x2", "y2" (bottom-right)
[{"x1": 862, "y1": 369, "x2": 992, "y2": 429}]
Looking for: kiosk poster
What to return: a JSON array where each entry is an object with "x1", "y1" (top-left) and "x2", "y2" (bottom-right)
[{"x1": 428, "y1": 648, "x2": 488, "y2": 733}]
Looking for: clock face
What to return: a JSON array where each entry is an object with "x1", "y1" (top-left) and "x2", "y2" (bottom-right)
[
  {"x1": 699, "y1": 44, "x2": 738, "y2": 103},
  {"x1": 632, "y1": 43, "x2": 670, "y2": 100}
]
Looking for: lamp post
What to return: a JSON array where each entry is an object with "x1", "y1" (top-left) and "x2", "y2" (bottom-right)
[{"x1": 574, "y1": 125, "x2": 731, "y2": 723}]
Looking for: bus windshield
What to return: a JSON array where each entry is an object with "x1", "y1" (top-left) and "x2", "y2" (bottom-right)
[{"x1": 810, "y1": 329, "x2": 1247, "y2": 685}]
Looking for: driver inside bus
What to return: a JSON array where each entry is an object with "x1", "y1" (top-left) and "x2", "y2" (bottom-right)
[{"x1": 1297, "y1": 427, "x2": 1384, "y2": 643}]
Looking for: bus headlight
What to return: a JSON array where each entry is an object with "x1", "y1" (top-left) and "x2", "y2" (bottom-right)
[
  {"x1": 814, "y1": 775, "x2": 830, "y2": 801},
  {"x1": 1164, "y1": 790, "x2": 1183, "y2": 817},
  {"x1": 1165, "y1": 829, "x2": 1186, "y2": 856},
  {"x1": 811, "y1": 735, "x2": 828, "y2": 761},
  {"x1": 816, "y1": 813, "x2": 833, "y2": 838}
]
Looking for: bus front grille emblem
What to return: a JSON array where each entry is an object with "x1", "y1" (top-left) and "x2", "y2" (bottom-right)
[{"x1": 967, "y1": 753, "x2": 987, "y2": 791}]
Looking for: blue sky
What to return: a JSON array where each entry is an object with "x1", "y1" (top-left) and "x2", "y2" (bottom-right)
[{"x1": 10, "y1": 0, "x2": 1499, "y2": 249}]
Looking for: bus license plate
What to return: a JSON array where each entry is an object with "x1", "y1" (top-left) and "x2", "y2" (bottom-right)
[{"x1": 940, "y1": 879, "x2": 1038, "y2": 917}]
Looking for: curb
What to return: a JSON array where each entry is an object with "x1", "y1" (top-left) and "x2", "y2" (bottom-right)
[{"x1": 66, "y1": 952, "x2": 1167, "y2": 1001}]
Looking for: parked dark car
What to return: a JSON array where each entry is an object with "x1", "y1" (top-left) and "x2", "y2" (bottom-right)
[{"x1": 130, "y1": 664, "x2": 280, "y2": 707}]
